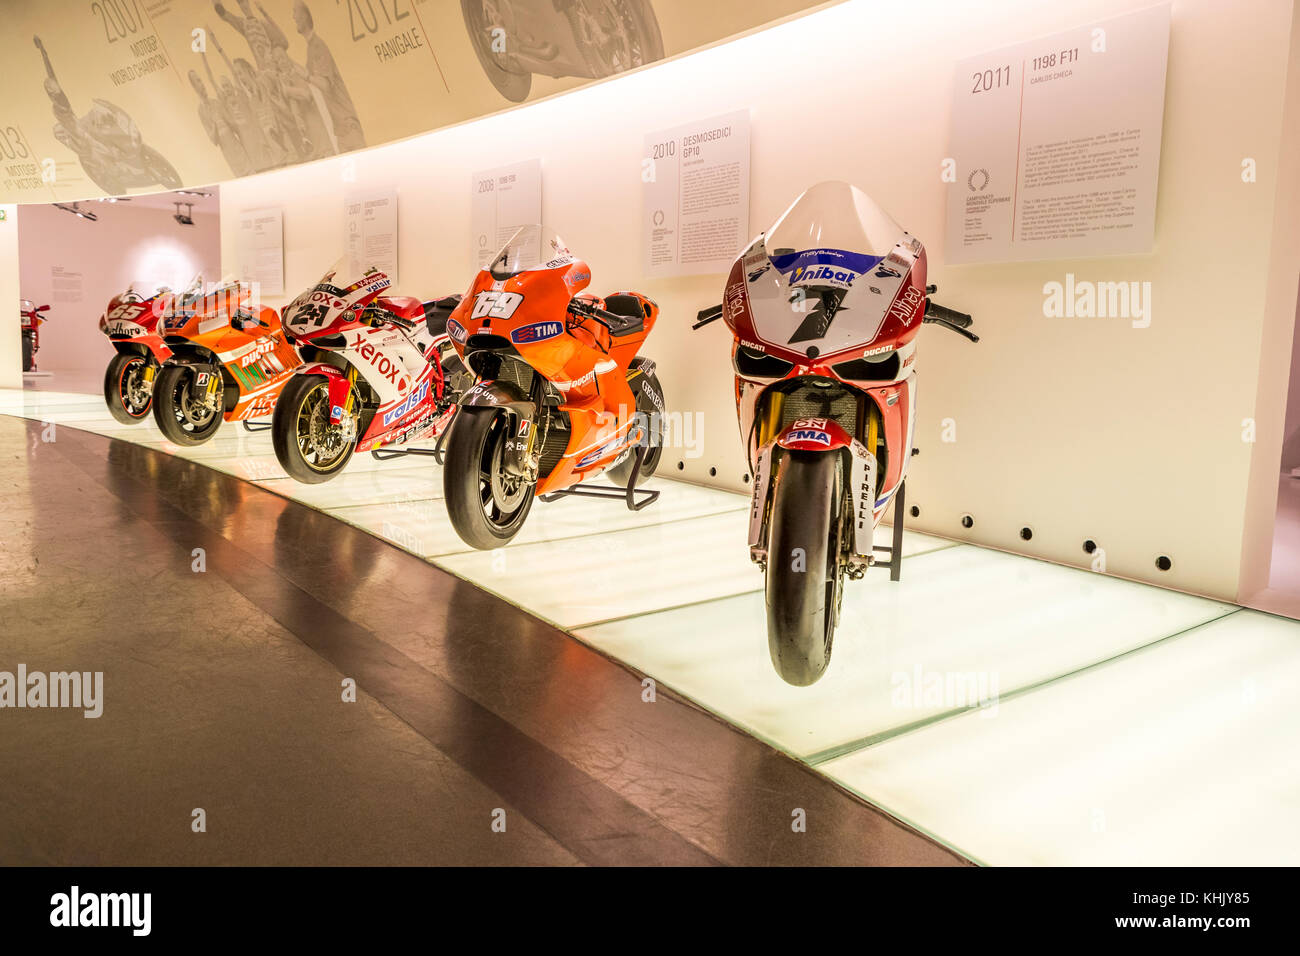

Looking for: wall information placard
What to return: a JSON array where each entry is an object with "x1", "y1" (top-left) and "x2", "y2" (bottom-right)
[
  {"x1": 235, "y1": 207, "x2": 283, "y2": 297},
  {"x1": 642, "y1": 110, "x2": 750, "y2": 278},
  {"x1": 470, "y1": 160, "x2": 542, "y2": 270},
  {"x1": 346, "y1": 189, "x2": 398, "y2": 281},
  {"x1": 944, "y1": 4, "x2": 1170, "y2": 264}
]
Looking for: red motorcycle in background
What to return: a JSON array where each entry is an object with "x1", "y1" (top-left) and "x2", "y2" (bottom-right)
[
  {"x1": 97, "y1": 283, "x2": 174, "y2": 424},
  {"x1": 20, "y1": 300, "x2": 50, "y2": 372},
  {"x1": 695, "y1": 181, "x2": 978, "y2": 686},
  {"x1": 275, "y1": 260, "x2": 471, "y2": 483}
]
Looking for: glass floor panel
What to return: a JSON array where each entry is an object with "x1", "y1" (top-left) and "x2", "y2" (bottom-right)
[{"x1": 4, "y1": 387, "x2": 1295, "y2": 865}]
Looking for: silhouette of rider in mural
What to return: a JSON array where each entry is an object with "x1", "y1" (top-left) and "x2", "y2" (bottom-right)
[{"x1": 33, "y1": 34, "x2": 181, "y2": 195}]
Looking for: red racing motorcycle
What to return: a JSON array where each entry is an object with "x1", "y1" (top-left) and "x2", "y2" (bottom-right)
[
  {"x1": 97, "y1": 283, "x2": 173, "y2": 423},
  {"x1": 20, "y1": 299, "x2": 51, "y2": 372},
  {"x1": 695, "y1": 181, "x2": 978, "y2": 685}
]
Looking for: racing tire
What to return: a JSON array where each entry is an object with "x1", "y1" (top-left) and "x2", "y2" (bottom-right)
[
  {"x1": 461, "y1": 0, "x2": 533, "y2": 102},
  {"x1": 21, "y1": 330, "x2": 34, "y2": 372},
  {"x1": 606, "y1": 357, "x2": 664, "y2": 488},
  {"x1": 104, "y1": 353, "x2": 153, "y2": 424},
  {"x1": 764, "y1": 449, "x2": 845, "y2": 686},
  {"x1": 152, "y1": 363, "x2": 223, "y2": 445},
  {"x1": 443, "y1": 405, "x2": 535, "y2": 549},
  {"x1": 271, "y1": 374, "x2": 357, "y2": 484},
  {"x1": 142, "y1": 145, "x2": 182, "y2": 189}
]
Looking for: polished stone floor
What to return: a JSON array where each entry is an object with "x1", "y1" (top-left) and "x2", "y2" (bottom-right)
[
  {"x1": 4, "y1": 386, "x2": 1300, "y2": 865},
  {"x1": 0, "y1": 408, "x2": 959, "y2": 866}
]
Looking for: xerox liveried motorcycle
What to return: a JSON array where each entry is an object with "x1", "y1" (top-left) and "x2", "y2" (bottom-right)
[
  {"x1": 441, "y1": 225, "x2": 665, "y2": 549},
  {"x1": 97, "y1": 283, "x2": 173, "y2": 424},
  {"x1": 152, "y1": 277, "x2": 302, "y2": 445},
  {"x1": 274, "y1": 260, "x2": 471, "y2": 483},
  {"x1": 695, "y1": 181, "x2": 978, "y2": 685}
]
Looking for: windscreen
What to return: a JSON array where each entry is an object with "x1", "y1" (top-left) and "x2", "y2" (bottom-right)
[
  {"x1": 487, "y1": 225, "x2": 572, "y2": 279},
  {"x1": 765, "y1": 181, "x2": 906, "y2": 290}
]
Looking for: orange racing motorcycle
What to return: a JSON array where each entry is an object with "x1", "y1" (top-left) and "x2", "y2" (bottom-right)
[
  {"x1": 152, "y1": 277, "x2": 302, "y2": 445},
  {"x1": 440, "y1": 225, "x2": 666, "y2": 549}
]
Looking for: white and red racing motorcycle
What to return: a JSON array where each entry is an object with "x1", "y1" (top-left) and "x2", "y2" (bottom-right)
[
  {"x1": 273, "y1": 259, "x2": 471, "y2": 483},
  {"x1": 695, "y1": 181, "x2": 978, "y2": 686}
]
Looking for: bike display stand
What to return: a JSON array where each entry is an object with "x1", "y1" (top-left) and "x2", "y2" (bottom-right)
[
  {"x1": 242, "y1": 419, "x2": 272, "y2": 432},
  {"x1": 871, "y1": 479, "x2": 906, "y2": 582},
  {"x1": 540, "y1": 444, "x2": 660, "y2": 512},
  {"x1": 371, "y1": 445, "x2": 441, "y2": 463}
]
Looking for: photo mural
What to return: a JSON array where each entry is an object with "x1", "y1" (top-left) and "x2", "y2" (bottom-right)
[{"x1": 0, "y1": 0, "x2": 828, "y2": 203}]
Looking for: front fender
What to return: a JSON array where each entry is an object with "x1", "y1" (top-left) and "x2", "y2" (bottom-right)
[
  {"x1": 775, "y1": 417, "x2": 854, "y2": 451},
  {"x1": 457, "y1": 379, "x2": 537, "y2": 422}
]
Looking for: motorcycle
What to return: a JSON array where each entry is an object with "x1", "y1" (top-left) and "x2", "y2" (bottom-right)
[
  {"x1": 441, "y1": 224, "x2": 665, "y2": 549},
  {"x1": 151, "y1": 276, "x2": 302, "y2": 445},
  {"x1": 460, "y1": 0, "x2": 664, "y2": 102},
  {"x1": 274, "y1": 259, "x2": 472, "y2": 483},
  {"x1": 694, "y1": 181, "x2": 978, "y2": 686},
  {"x1": 19, "y1": 300, "x2": 50, "y2": 372},
  {"x1": 97, "y1": 283, "x2": 174, "y2": 424}
]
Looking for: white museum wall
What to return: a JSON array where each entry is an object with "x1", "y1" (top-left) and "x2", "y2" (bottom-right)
[
  {"x1": 16, "y1": 201, "x2": 220, "y2": 378},
  {"x1": 0, "y1": 205, "x2": 18, "y2": 389},
  {"x1": 219, "y1": 0, "x2": 1300, "y2": 601}
]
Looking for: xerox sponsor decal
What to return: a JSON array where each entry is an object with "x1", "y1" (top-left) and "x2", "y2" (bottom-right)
[
  {"x1": 351, "y1": 334, "x2": 404, "y2": 385},
  {"x1": 510, "y1": 321, "x2": 563, "y2": 344},
  {"x1": 382, "y1": 380, "x2": 431, "y2": 426},
  {"x1": 447, "y1": 318, "x2": 466, "y2": 341},
  {"x1": 769, "y1": 248, "x2": 881, "y2": 290}
]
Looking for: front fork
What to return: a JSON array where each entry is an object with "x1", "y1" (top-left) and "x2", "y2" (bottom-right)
[
  {"x1": 747, "y1": 393, "x2": 882, "y2": 574},
  {"x1": 327, "y1": 366, "x2": 359, "y2": 426}
]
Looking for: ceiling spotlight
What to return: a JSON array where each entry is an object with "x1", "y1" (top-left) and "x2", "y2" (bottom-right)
[
  {"x1": 173, "y1": 201, "x2": 194, "y2": 226},
  {"x1": 176, "y1": 189, "x2": 211, "y2": 198},
  {"x1": 53, "y1": 202, "x2": 97, "y2": 222}
]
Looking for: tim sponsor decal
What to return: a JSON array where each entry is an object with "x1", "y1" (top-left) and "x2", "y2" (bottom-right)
[
  {"x1": 510, "y1": 321, "x2": 563, "y2": 345},
  {"x1": 382, "y1": 380, "x2": 430, "y2": 426}
]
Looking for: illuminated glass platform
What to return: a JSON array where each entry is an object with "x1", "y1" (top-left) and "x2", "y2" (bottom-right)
[{"x1": 4, "y1": 387, "x2": 1295, "y2": 865}]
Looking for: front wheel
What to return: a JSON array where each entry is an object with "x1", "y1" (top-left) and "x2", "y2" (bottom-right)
[
  {"x1": 271, "y1": 374, "x2": 358, "y2": 483},
  {"x1": 152, "y1": 363, "x2": 223, "y2": 445},
  {"x1": 764, "y1": 450, "x2": 845, "y2": 686},
  {"x1": 104, "y1": 353, "x2": 154, "y2": 424},
  {"x1": 21, "y1": 330, "x2": 34, "y2": 372},
  {"x1": 443, "y1": 406, "x2": 535, "y2": 549}
]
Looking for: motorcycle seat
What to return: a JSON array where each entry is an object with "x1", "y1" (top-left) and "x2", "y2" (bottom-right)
[
  {"x1": 377, "y1": 296, "x2": 425, "y2": 320},
  {"x1": 422, "y1": 295, "x2": 462, "y2": 337}
]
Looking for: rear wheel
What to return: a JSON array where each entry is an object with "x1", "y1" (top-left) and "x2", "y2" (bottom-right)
[
  {"x1": 271, "y1": 375, "x2": 357, "y2": 483},
  {"x1": 152, "y1": 364, "x2": 223, "y2": 445},
  {"x1": 607, "y1": 357, "x2": 664, "y2": 487},
  {"x1": 461, "y1": 0, "x2": 533, "y2": 102},
  {"x1": 104, "y1": 353, "x2": 154, "y2": 424},
  {"x1": 764, "y1": 450, "x2": 845, "y2": 686},
  {"x1": 21, "y1": 330, "x2": 34, "y2": 372},
  {"x1": 443, "y1": 406, "x2": 534, "y2": 549}
]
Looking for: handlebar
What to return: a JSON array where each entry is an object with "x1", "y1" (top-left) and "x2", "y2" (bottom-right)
[
  {"x1": 694, "y1": 303, "x2": 723, "y2": 330},
  {"x1": 567, "y1": 297, "x2": 643, "y2": 337},
  {"x1": 924, "y1": 298, "x2": 978, "y2": 342}
]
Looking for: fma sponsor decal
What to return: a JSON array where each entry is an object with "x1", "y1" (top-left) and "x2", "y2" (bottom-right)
[
  {"x1": 382, "y1": 380, "x2": 430, "y2": 426},
  {"x1": 787, "y1": 427, "x2": 831, "y2": 445},
  {"x1": 510, "y1": 321, "x2": 563, "y2": 344}
]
